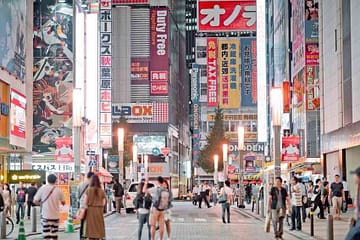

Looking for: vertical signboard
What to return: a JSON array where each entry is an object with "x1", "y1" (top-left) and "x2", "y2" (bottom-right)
[
  {"x1": 150, "y1": 7, "x2": 169, "y2": 96},
  {"x1": 191, "y1": 64, "x2": 200, "y2": 165},
  {"x1": 306, "y1": 66, "x2": 320, "y2": 110},
  {"x1": 33, "y1": 0, "x2": 73, "y2": 153},
  {"x1": 291, "y1": 0, "x2": 305, "y2": 76},
  {"x1": 99, "y1": 0, "x2": 112, "y2": 148},
  {"x1": 281, "y1": 135, "x2": 300, "y2": 162},
  {"x1": 10, "y1": 89, "x2": 26, "y2": 146},
  {"x1": 55, "y1": 137, "x2": 73, "y2": 163},
  {"x1": 206, "y1": 38, "x2": 218, "y2": 107},
  {"x1": 131, "y1": 58, "x2": 149, "y2": 84},
  {"x1": 283, "y1": 81, "x2": 290, "y2": 113},
  {"x1": 240, "y1": 38, "x2": 257, "y2": 107},
  {"x1": 218, "y1": 39, "x2": 240, "y2": 109}
]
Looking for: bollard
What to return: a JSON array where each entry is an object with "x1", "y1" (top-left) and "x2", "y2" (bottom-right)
[
  {"x1": 1, "y1": 210, "x2": 6, "y2": 239},
  {"x1": 260, "y1": 200, "x2": 265, "y2": 218},
  {"x1": 310, "y1": 210, "x2": 314, "y2": 236},
  {"x1": 327, "y1": 214, "x2": 334, "y2": 240},
  {"x1": 31, "y1": 206, "x2": 37, "y2": 232}
]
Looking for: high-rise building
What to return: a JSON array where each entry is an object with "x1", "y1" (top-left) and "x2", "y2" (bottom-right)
[
  {"x1": 185, "y1": 0, "x2": 197, "y2": 69},
  {"x1": 320, "y1": 0, "x2": 360, "y2": 194}
]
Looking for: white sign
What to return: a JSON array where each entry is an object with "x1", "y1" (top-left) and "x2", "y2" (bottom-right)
[{"x1": 32, "y1": 163, "x2": 75, "y2": 173}]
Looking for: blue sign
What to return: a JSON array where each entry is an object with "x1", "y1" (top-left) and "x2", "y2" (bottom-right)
[
  {"x1": 191, "y1": 64, "x2": 201, "y2": 165},
  {"x1": 240, "y1": 38, "x2": 257, "y2": 107}
]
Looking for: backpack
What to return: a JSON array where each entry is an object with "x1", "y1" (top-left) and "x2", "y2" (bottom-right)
[
  {"x1": 153, "y1": 187, "x2": 170, "y2": 211},
  {"x1": 0, "y1": 193, "x2": 4, "y2": 212}
]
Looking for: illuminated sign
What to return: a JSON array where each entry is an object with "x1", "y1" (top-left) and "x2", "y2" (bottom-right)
[
  {"x1": 207, "y1": 38, "x2": 218, "y2": 106},
  {"x1": 32, "y1": 163, "x2": 75, "y2": 172},
  {"x1": 10, "y1": 89, "x2": 26, "y2": 139},
  {"x1": 112, "y1": 103, "x2": 168, "y2": 123},
  {"x1": 8, "y1": 170, "x2": 46, "y2": 184}
]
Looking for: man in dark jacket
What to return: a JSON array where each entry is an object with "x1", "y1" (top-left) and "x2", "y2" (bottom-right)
[{"x1": 113, "y1": 179, "x2": 124, "y2": 213}]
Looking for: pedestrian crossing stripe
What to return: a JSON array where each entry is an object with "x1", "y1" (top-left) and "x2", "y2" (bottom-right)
[{"x1": 194, "y1": 218, "x2": 207, "y2": 222}]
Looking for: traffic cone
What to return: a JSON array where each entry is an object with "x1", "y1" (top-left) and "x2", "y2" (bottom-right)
[
  {"x1": 17, "y1": 219, "x2": 26, "y2": 240},
  {"x1": 65, "y1": 208, "x2": 74, "y2": 233}
]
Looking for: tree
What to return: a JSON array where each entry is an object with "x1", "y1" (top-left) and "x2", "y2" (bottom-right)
[{"x1": 198, "y1": 107, "x2": 228, "y2": 173}]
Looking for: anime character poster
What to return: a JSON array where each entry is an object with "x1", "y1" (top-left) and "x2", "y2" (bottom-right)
[
  {"x1": 33, "y1": 0, "x2": 73, "y2": 153},
  {"x1": 0, "y1": 1, "x2": 26, "y2": 80}
]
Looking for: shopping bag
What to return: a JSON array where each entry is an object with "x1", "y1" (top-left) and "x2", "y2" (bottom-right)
[
  {"x1": 264, "y1": 211, "x2": 272, "y2": 233},
  {"x1": 342, "y1": 200, "x2": 348, "y2": 213}
]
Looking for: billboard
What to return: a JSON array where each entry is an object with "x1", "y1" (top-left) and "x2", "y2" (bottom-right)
[
  {"x1": 207, "y1": 38, "x2": 218, "y2": 107},
  {"x1": 107, "y1": 155, "x2": 119, "y2": 174},
  {"x1": 55, "y1": 137, "x2": 73, "y2": 163},
  {"x1": 283, "y1": 81, "x2": 290, "y2": 113},
  {"x1": 197, "y1": 0, "x2": 256, "y2": 32},
  {"x1": 305, "y1": 42, "x2": 319, "y2": 65},
  {"x1": 218, "y1": 39, "x2": 240, "y2": 109},
  {"x1": 150, "y1": 7, "x2": 169, "y2": 96},
  {"x1": 99, "y1": 0, "x2": 113, "y2": 148},
  {"x1": 240, "y1": 38, "x2": 257, "y2": 107},
  {"x1": 33, "y1": 0, "x2": 74, "y2": 153},
  {"x1": 112, "y1": 102, "x2": 169, "y2": 123},
  {"x1": 291, "y1": 0, "x2": 305, "y2": 75},
  {"x1": 281, "y1": 135, "x2": 300, "y2": 162},
  {"x1": 0, "y1": 0, "x2": 26, "y2": 81},
  {"x1": 191, "y1": 64, "x2": 201, "y2": 164},
  {"x1": 133, "y1": 135, "x2": 166, "y2": 155},
  {"x1": 131, "y1": 58, "x2": 149, "y2": 84},
  {"x1": 10, "y1": 89, "x2": 26, "y2": 146},
  {"x1": 293, "y1": 69, "x2": 304, "y2": 107},
  {"x1": 113, "y1": 0, "x2": 148, "y2": 4},
  {"x1": 306, "y1": 66, "x2": 320, "y2": 111}
]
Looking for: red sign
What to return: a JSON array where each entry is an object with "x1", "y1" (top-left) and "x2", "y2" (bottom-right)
[
  {"x1": 281, "y1": 135, "x2": 300, "y2": 162},
  {"x1": 305, "y1": 42, "x2": 319, "y2": 65},
  {"x1": 197, "y1": 0, "x2": 256, "y2": 32},
  {"x1": 55, "y1": 137, "x2": 73, "y2": 163},
  {"x1": 161, "y1": 147, "x2": 170, "y2": 156},
  {"x1": 113, "y1": 0, "x2": 148, "y2": 4},
  {"x1": 10, "y1": 89, "x2": 26, "y2": 139},
  {"x1": 131, "y1": 58, "x2": 149, "y2": 84},
  {"x1": 207, "y1": 38, "x2": 218, "y2": 106},
  {"x1": 150, "y1": 7, "x2": 169, "y2": 96},
  {"x1": 283, "y1": 81, "x2": 290, "y2": 113}
]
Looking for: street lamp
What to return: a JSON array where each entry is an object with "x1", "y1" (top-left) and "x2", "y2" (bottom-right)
[
  {"x1": 222, "y1": 144, "x2": 228, "y2": 180},
  {"x1": 271, "y1": 88, "x2": 283, "y2": 180},
  {"x1": 73, "y1": 88, "x2": 82, "y2": 180},
  {"x1": 103, "y1": 149, "x2": 109, "y2": 169},
  {"x1": 238, "y1": 126, "x2": 245, "y2": 208},
  {"x1": 214, "y1": 154, "x2": 219, "y2": 185},
  {"x1": 132, "y1": 145, "x2": 138, "y2": 182},
  {"x1": 118, "y1": 128, "x2": 124, "y2": 184}
]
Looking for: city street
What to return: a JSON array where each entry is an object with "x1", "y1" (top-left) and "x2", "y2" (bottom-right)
[{"x1": 20, "y1": 202, "x2": 306, "y2": 240}]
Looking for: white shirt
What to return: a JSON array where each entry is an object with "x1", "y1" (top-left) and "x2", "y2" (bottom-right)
[
  {"x1": 192, "y1": 186, "x2": 199, "y2": 194},
  {"x1": 34, "y1": 184, "x2": 65, "y2": 220},
  {"x1": 343, "y1": 181, "x2": 349, "y2": 191}
]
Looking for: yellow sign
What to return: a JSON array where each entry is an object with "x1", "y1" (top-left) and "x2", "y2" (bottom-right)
[
  {"x1": 58, "y1": 185, "x2": 71, "y2": 225},
  {"x1": 218, "y1": 39, "x2": 240, "y2": 109}
]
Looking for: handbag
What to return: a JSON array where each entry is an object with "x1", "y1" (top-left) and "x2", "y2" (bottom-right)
[
  {"x1": 342, "y1": 200, "x2": 348, "y2": 213},
  {"x1": 218, "y1": 193, "x2": 227, "y2": 204},
  {"x1": 264, "y1": 211, "x2": 271, "y2": 233},
  {"x1": 77, "y1": 208, "x2": 87, "y2": 220}
]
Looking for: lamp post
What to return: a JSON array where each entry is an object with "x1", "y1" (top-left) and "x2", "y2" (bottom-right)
[
  {"x1": 271, "y1": 88, "x2": 283, "y2": 180},
  {"x1": 144, "y1": 154, "x2": 149, "y2": 179},
  {"x1": 118, "y1": 128, "x2": 125, "y2": 185},
  {"x1": 132, "y1": 145, "x2": 138, "y2": 182},
  {"x1": 103, "y1": 149, "x2": 109, "y2": 170},
  {"x1": 222, "y1": 144, "x2": 228, "y2": 180},
  {"x1": 238, "y1": 126, "x2": 245, "y2": 208},
  {"x1": 73, "y1": 88, "x2": 82, "y2": 180},
  {"x1": 214, "y1": 154, "x2": 219, "y2": 185}
]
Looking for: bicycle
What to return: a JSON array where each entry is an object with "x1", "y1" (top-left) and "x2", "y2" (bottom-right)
[{"x1": 5, "y1": 216, "x2": 15, "y2": 237}]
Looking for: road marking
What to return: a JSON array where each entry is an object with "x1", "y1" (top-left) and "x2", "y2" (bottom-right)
[
  {"x1": 194, "y1": 218, "x2": 207, "y2": 222},
  {"x1": 176, "y1": 217, "x2": 185, "y2": 222}
]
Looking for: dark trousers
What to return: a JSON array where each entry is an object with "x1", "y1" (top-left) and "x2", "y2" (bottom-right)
[
  {"x1": 199, "y1": 192, "x2": 210, "y2": 208},
  {"x1": 16, "y1": 202, "x2": 25, "y2": 221},
  {"x1": 192, "y1": 194, "x2": 198, "y2": 205},
  {"x1": 80, "y1": 219, "x2": 85, "y2": 238},
  {"x1": 27, "y1": 201, "x2": 33, "y2": 218},
  {"x1": 302, "y1": 205, "x2": 307, "y2": 222},
  {"x1": 138, "y1": 213, "x2": 151, "y2": 240},
  {"x1": 291, "y1": 206, "x2": 302, "y2": 230},
  {"x1": 312, "y1": 198, "x2": 325, "y2": 218},
  {"x1": 221, "y1": 203, "x2": 230, "y2": 222}
]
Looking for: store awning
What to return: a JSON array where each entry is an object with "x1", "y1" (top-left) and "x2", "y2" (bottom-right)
[{"x1": 96, "y1": 167, "x2": 113, "y2": 183}]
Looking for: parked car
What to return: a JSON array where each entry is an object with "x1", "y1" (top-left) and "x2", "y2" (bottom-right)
[{"x1": 125, "y1": 182, "x2": 154, "y2": 213}]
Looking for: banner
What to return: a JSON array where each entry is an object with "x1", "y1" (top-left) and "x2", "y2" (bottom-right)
[
  {"x1": 10, "y1": 89, "x2": 26, "y2": 141},
  {"x1": 197, "y1": 0, "x2": 256, "y2": 32},
  {"x1": 306, "y1": 66, "x2": 320, "y2": 110},
  {"x1": 241, "y1": 38, "x2": 257, "y2": 107},
  {"x1": 55, "y1": 137, "x2": 73, "y2": 163},
  {"x1": 291, "y1": 0, "x2": 305, "y2": 75},
  {"x1": 281, "y1": 135, "x2": 300, "y2": 162},
  {"x1": 107, "y1": 155, "x2": 119, "y2": 173},
  {"x1": 206, "y1": 38, "x2": 218, "y2": 106},
  {"x1": 218, "y1": 39, "x2": 240, "y2": 109},
  {"x1": 283, "y1": 81, "x2": 290, "y2": 113},
  {"x1": 191, "y1": 64, "x2": 201, "y2": 164},
  {"x1": 112, "y1": 102, "x2": 168, "y2": 123},
  {"x1": 305, "y1": 42, "x2": 319, "y2": 65},
  {"x1": 33, "y1": 0, "x2": 74, "y2": 153},
  {"x1": 150, "y1": 7, "x2": 169, "y2": 96},
  {"x1": 131, "y1": 58, "x2": 149, "y2": 84},
  {"x1": 293, "y1": 69, "x2": 304, "y2": 106}
]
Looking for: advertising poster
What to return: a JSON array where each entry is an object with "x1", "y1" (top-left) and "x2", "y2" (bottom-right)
[
  {"x1": 191, "y1": 64, "x2": 201, "y2": 164},
  {"x1": 206, "y1": 38, "x2": 218, "y2": 107},
  {"x1": 0, "y1": 0, "x2": 26, "y2": 81},
  {"x1": 305, "y1": 0, "x2": 319, "y2": 21},
  {"x1": 218, "y1": 39, "x2": 240, "y2": 109},
  {"x1": 107, "y1": 155, "x2": 119, "y2": 174},
  {"x1": 57, "y1": 184, "x2": 71, "y2": 225},
  {"x1": 240, "y1": 38, "x2": 257, "y2": 107},
  {"x1": 150, "y1": 7, "x2": 169, "y2": 96},
  {"x1": 197, "y1": 0, "x2": 256, "y2": 32},
  {"x1": 133, "y1": 135, "x2": 166, "y2": 155},
  {"x1": 281, "y1": 135, "x2": 300, "y2": 162},
  {"x1": 228, "y1": 142, "x2": 265, "y2": 174},
  {"x1": 283, "y1": 81, "x2": 290, "y2": 113},
  {"x1": 291, "y1": 0, "x2": 305, "y2": 75},
  {"x1": 10, "y1": 89, "x2": 26, "y2": 144},
  {"x1": 244, "y1": 154, "x2": 257, "y2": 173},
  {"x1": 293, "y1": 69, "x2": 304, "y2": 106},
  {"x1": 33, "y1": 0, "x2": 74, "y2": 153},
  {"x1": 99, "y1": 0, "x2": 113, "y2": 148},
  {"x1": 55, "y1": 137, "x2": 73, "y2": 163},
  {"x1": 305, "y1": 20, "x2": 319, "y2": 41},
  {"x1": 131, "y1": 58, "x2": 149, "y2": 84},
  {"x1": 306, "y1": 66, "x2": 320, "y2": 110},
  {"x1": 305, "y1": 42, "x2": 319, "y2": 65}
]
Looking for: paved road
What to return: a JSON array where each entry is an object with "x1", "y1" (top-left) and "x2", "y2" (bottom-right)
[{"x1": 22, "y1": 202, "x2": 305, "y2": 240}]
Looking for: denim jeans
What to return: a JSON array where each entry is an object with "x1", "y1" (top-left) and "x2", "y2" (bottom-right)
[
  {"x1": 16, "y1": 202, "x2": 25, "y2": 221},
  {"x1": 221, "y1": 203, "x2": 230, "y2": 222},
  {"x1": 291, "y1": 206, "x2": 302, "y2": 230},
  {"x1": 138, "y1": 213, "x2": 150, "y2": 240}
]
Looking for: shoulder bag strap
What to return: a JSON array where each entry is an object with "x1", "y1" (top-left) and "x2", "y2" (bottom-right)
[
  {"x1": 42, "y1": 186, "x2": 56, "y2": 204},
  {"x1": 79, "y1": 185, "x2": 89, "y2": 200}
]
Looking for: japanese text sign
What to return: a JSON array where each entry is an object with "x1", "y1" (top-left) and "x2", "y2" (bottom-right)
[
  {"x1": 281, "y1": 135, "x2": 300, "y2": 162},
  {"x1": 207, "y1": 38, "x2": 218, "y2": 106},
  {"x1": 240, "y1": 38, "x2": 257, "y2": 107},
  {"x1": 198, "y1": 0, "x2": 256, "y2": 32}
]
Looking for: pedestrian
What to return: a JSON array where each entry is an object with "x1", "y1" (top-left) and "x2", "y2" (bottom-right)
[
  {"x1": 77, "y1": 172, "x2": 94, "y2": 240},
  {"x1": 192, "y1": 185, "x2": 199, "y2": 206},
  {"x1": 343, "y1": 176, "x2": 349, "y2": 212},
  {"x1": 163, "y1": 180, "x2": 173, "y2": 240},
  {"x1": 84, "y1": 175, "x2": 106, "y2": 240},
  {"x1": 112, "y1": 179, "x2": 124, "y2": 214},
  {"x1": 322, "y1": 181, "x2": 330, "y2": 214},
  {"x1": 311, "y1": 179, "x2": 325, "y2": 219},
  {"x1": 145, "y1": 176, "x2": 170, "y2": 240},
  {"x1": 345, "y1": 167, "x2": 360, "y2": 240},
  {"x1": 267, "y1": 177, "x2": 292, "y2": 240},
  {"x1": 198, "y1": 181, "x2": 211, "y2": 208},
  {"x1": 220, "y1": 180, "x2": 233, "y2": 224},
  {"x1": 300, "y1": 180, "x2": 307, "y2": 222},
  {"x1": 290, "y1": 176, "x2": 302, "y2": 231},
  {"x1": 212, "y1": 184, "x2": 218, "y2": 206},
  {"x1": 15, "y1": 181, "x2": 28, "y2": 224},
  {"x1": 329, "y1": 174, "x2": 345, "y2": 220},
  {"x1": 2, "y1": 183, "x2": 12, "y2": 217},
  {"x1": 33, "y1": 174, "x2": 66, "y2": 240},
  {"x1": 306, "y1": 181, "x2": 314, "y2": 219},
  {"x1": 27, "y1": 182, "x2": 38, "y2": 220},
  {"x1": 133, "y1": 181, "x2": 152, "y2": 240}
]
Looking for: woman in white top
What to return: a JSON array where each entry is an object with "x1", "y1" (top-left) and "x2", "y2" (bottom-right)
[
  {"x1": 2, "y1": 183, "x2": 12, "y2": 217},
  {"x1": 220, "y1": 180, "x2": 233, "y2": 224}
]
